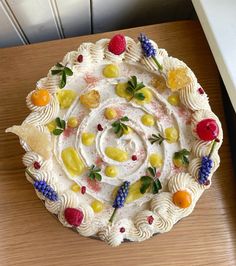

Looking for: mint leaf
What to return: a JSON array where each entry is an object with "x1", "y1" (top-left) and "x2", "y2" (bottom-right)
[
  {"x1": 60, "y1": 71, "x2": 66, "y2": 88},
  {"x1": 53, "y1": 128, "x2": 63, "y2": 135},
  {"x1": 134, "y1": 92, "x2": 145, "y2": 100},
  {"x1": 94, "y1": 173, "x2": 102, "y2": 181},
  {"x1": 51, "y1": 69, "x2": 62, "y2": 75},
  {"x1": 55, "y1": 117, "x2": 62, "y2": 128},
  {"x1": 56, "y1": 62, "x2": 63, "y2": 68},
  {"x1": 64, "y1": 67, "x2": 73, "y2": 76},
  {"x1": 60, "y1": 119, "x2": 66, "y2": 130},
  {"x1": 147, "y1": 167, "x2": 156, "y2": 178},
  {"x1": 140, "y1": 176, "x2": 152, "y2": 194},
  {"x1": 120, "y1": 116, "x2": 129, "y2": 122}
]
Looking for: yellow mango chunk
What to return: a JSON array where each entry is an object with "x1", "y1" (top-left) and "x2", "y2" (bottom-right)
[
  {"x1": 149, "y1": 153, "x2": 163, "y2": 168},
  {"x1": 81, "y1": 132, "x2": 95, "y2": 146},
  {"x1": 47, "y1": 120, "x2": 57, "y2": 132},
  {"x1": 165, "y1": 127, "x2": 179, "y2": 143},
  {"x1": 71, "y1": 183, "x2": 81, "y2": 192},
  {"x1": 80, "y1": 90, "x2": 100, "y2": 109},
  {"x1": 167, "y1": 67, "x2": 191, "y2": 91},
  {"x1": 123, "y1": 126, "x2": 132, "y2": 135},
  {"x1": 135, "y1": 87, "x2": 152, "y2": 105},
  {"x1": 104, "y1": 107, "x2": 118, "y2": 120},
  {"x1": 103, "y1": 64, "x2": 119, "y2": 78},
  {"x1": 115, "y1": 83, "x2": 131, "y2": 100},
  {"x1": 141, "y1": 114, "x2": 155, "y2": 126},
  {"x1": 67, "y1": 117, "x2": 79, "y2": 128},
  {"x1": 168, "y1": 94, "x2": 180, "y2": 106},
  {"x1": 61, "y1": 147, "x2": 85, "y2": 176},
  {"x1": 105, "y1": 165, "x2": 118, "y2": 177},
  {"x1": 91, "y1": 200, "x2": 104, "y2": 213},
  {"x1": 105, "y1": 146, "x2": 128, "y2": 162},
  {"x1": 57, "y1": 90, "x2": 77, "y2": 109}
]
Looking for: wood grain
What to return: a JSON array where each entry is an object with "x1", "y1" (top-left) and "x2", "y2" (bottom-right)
[{"x1": 0, "y1": 21, "x2": 236, "y2": 266}]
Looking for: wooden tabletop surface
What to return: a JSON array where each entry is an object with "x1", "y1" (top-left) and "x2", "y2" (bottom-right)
[{"x1": 0, "y1": 21, "x2": 236, "y2": 266}]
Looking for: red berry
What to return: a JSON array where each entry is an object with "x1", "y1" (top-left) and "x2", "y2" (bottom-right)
[
  {"x1": 204, "y1": 180, "x2": 210, "y2": 186},
  {"x1": 77, "y1": 54, "x2": 83, "y2": 63},
  {"x1": 131, "y1": 155, "x2": 137, "y2": 161},
  {"x1": 196, "y1": 119, "x2": 219, "y2": 141},
  {"x1": 120, "y1": 227, "x2": 125, "y2": 233},
  {"x1": 108, "y1": 34, "x2": 126, "y2": 55},
  {"x1": 198, "y1": 87, "x2": 205, "y2": 94},
  {"x1": 81, "y1": 186, "x2": 86, "y2": 194},
  {"x1": 64, "y1": 207, "x2": 84, "y2": 226},
  {"x1": 147, "y1": 215, "x2": 154, "y2": 225},
  {"x1": 33, "y1": 161, "x2": 41, "y2": 170},
  {"x1": 97, "y1": 124, "x2": 103, "y2": 131}
]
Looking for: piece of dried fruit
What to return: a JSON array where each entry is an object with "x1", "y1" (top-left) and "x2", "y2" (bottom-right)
[
  {"x1": 79, "y1": 90, "x2": 100, "y2": 108},
  {"x1": 167, "y1": 67, "x2": 191, "y2": 91},
  {"x1": 6, "y1": 124, "x2": 52, "y2": 159}
]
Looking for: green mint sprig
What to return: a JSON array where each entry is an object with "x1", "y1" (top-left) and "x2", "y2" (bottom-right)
[
  {"x1": 53, "y1": 117, "x2": 66, "y2": 135},
  {"x1": 148, "y1": 133, "x2": 165, "y2": 145},
  {"x1": 51, "y1": 63, "x2": 73, "y2": 89},
  {"x1": 88, "y1": 164, "x2": 102, "y2": 181},
  {"x1": 140, "y1": 167, "x2": 162, "y2": 194},
  {"x1": 111, "y1": 116, "x2": 129, "y2": 138},
  {"x1": 126, "y1": 76, "x2": 145, "y2": 101},
  {"x1": 173, "y1": 149, "x2": 190, "y2": 166}
]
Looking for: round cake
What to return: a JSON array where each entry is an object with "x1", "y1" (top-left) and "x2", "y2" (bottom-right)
[{"x1": 6, "y1": 33, "x2": 223, "y2": 246}]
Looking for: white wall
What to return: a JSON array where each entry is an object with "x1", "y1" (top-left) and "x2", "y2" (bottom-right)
[{"x1": 0, "y1": 0, "x2": 194, "y2": 48}]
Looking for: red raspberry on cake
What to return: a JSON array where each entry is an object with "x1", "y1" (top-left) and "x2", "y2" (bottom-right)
[{"x1": 108, "y1": 34, "x2": 126, "y2": 55}]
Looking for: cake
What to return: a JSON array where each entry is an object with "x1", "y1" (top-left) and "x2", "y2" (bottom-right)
[{"x1": 6, "y1": 33, "x2": 223, "y2": 246}]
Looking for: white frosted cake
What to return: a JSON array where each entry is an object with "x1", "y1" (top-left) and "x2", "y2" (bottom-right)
[{"x1": 6, "y1": 33, "x2": 223, "y2": 246}]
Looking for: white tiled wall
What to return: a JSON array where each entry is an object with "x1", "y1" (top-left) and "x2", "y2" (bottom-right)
[{"x1": 0, "y1": 0, "x2": 194, "y2": 48}]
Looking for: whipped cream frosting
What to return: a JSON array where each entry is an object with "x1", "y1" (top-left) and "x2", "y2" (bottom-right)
[{"x1": 7, "y1": 35, "x2": 223, "y2": 246}]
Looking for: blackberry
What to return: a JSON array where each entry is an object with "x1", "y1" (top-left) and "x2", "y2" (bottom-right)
[{"x1": 34, "y1": 180, "x2": 58, "y2": 201}]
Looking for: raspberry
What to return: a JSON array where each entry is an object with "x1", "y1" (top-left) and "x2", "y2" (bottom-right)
[
  {"x1": 108, "y1": 34, "x2": 126, "y2": 55},
  {"x1": 64, "y1": 207, "x2": 84, "y2": 226}
]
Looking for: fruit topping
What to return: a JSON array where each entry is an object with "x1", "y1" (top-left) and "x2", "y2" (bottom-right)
[
  {"x1": 173, "y1": 149, "x2": 190, "y2": 168},
  {"x1": 82, "y1": 132, "x2": 95, "y2": 146},
  {"x1": 150, "y1": 75, "x2": 166, "y2": 92},
  {"x1": 104, "y1": 107, "x2": 118, "y2": 120},
  {"x1": 196, "y1": 119, "x2": 219, "y2": 141},
  {"x1": 81, "y1": 186, "x2": 86, "y2": 194},
  {"x1": 165, "y1": 127, "x2": 179, "y2": 143},
  {"x1": 103, "y1": 64, "x2": 119, "y2": 78},
  {"x1": 105, "y1": 146, "x2": 128, "y2": 162},
  {"x1": 149, "y1": 153, "x2": 163, "y2": 168},
  {"x1": 108, "y1": 34, "x2": 126, "y2": 55},
  {"x1": 141, "y1": 114, "x2": 155, "y2": 126},
  {"x1": 97, "y1": 124, "x2": 103, "y2": 131},
  {"x1": 134, "y1": 87, "x2": 152, "y2": 105},
  {"x1": 91, "y1": 200, "x2": 104, "y2": 213},
  {"x1": 64, "y1": 207, "x2": 84, "y2": 226},
  {"x1": 67, "y1": 117, "x2": 79, "y2": 128},
  {"x1": 71, "y1": 183, "x2": 81, "y2": 192},
  {"x1": 56, "y1": 90, "x2": 77, "y2": 109},
  {"x1": 80, "y1": 90, "x2": 100, "y2": 108},
  {"x1": 198, "y1": 87, "x2": 205, "y2": 94},
  {"x1": 33, "y1": 161, "x2": 41, "y2": 170},
  {"x1": 167, "y1": 67, "x2": 191, "y2": 91},
  {"x1": 47, "y1": 120, "x2": 57, "y2": 132},
  {"x1": 115, "y1": 82, "x2": 131, "y2": 100},
  {"x1": 173, "y1": 191, "x2": 192, "y2": 208},
  {"x1": 168, "y1": 94, "x2": 180, "y2": 106},
  {"x1": 147, "y1": 215, "x2": 154, "y2": 225},
  {"x1": 77, "y1": 54, "x2": 83, "y2": 62},
  {"x1": 120, "y1": 227, "x2": 125, "y2": 233},
  {"x1": 31, "y1": 89, "x2": 50, "y2": 106},
  {"x1": 61, "y1": 147, "x2": 85, "y2": 176},
  {"x1": 131, "y1": 155, "x2": 138, "y2": 161},
  {"x1": 105, "y1": 165, "x2": 118, "y2": 177}
]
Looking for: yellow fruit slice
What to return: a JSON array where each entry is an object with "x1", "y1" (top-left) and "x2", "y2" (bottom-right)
[
  {"x1": 167, "y1": 67, "x2": 191, "y2": 91},
  {"x1": 165, "y1": 127, "x2": 179, "y2": 143},
  {"x1": 71, "y1": 183, "x2": 81, "y2": 192},
  {"x1": 81, "y1": 132, "x2": 95, "y2": 146},
  {"x1": 149, "y1": 153, "x2": 163, "y2": 168},
  {"x1": 61, "y1": 147, "x2": 85, "y2": 176},
  {"x1": 123, "y1": 126, "x2": 132, "y2": 135},
  {"x1": 91, "y1": 200, "x2": 104, "y2": 213},
  {"x1": 6, "y1": 124, "x2": 51, "y2": 159},
  {"x1": 167, "y1": 94, "x2": 180, "y2": 106},
  {"x1": 80, "y1": 90, "x2": 100, "y2": 108},
  {"x1": 135, "y1": 87, "x2": 152, "y2": 105},
  {"x1": 105, "y1": 165, "x2": 118, "y2": 177},
  {"x1": 103, "y1": 64, "x2": 119, "y2": 78},
  {"x1": 105, "y1": 146, "x2": 128, "y2": 162},
  {"x1": 141, "y1": 114, "x2": 155, "y2": 126},
  {"x1": 67, "y1": 117, "x2": 79, "y2": 128},
  {"x1": 47, "y1": 120, "x2": 57, "y2": 132},
  {"x1": 56, "y1": 90, "x2": 77, "y2": 109},
  {"x1": 104, "y1": 107, "x2": 118, "y2": 120},
  {"x1": 115, "y1": 83, "x2": 131, "y2": 100}
]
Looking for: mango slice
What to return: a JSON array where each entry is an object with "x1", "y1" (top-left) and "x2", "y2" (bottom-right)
[
  {"x1": 105, "y1": 146, "x2": 128, "y2": 162},
  {"x1": 61, "y1": 147, "x2": 85, "y2": 176},
  {"x1": 57, "y1": 90, "x2": 77, "y2": 109}
]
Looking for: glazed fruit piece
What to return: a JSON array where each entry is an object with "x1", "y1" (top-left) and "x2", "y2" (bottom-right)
[
  {"x1": 108, "y1": 34, "x2": 126, "y2": 55},
  {"x1": 81, "y1": 132, "x2": 95, "y2": 146},
  {"x1": 91, "y1": 200, "x2": 104, "y2": 213},
  {"x1": 104, "y1": 107, "x2": 118, "y2": 120},
  {"x1": 80, "y1": 90, "x2": 100, "y2": 108},
  {"x1": 134, "y1": 87, "x2": 152, "y2": 105},
  {"x1": 103, "y1": 64, "x2": 119, "y2": 78},
  {"x1": 149, "y1": 153, "x2": 163, "y2": 168},
  {"x1": 173, "y1": 191, "x2": 192, "y2": 208},
  {"x1": 105, "y1": 146, "x2": 128, "y2": 162},
  {"x1": 67, "y1": 117, "x2": 79, "y2": 128},
  {"x1": 105, "y1": 166, "x2": 118, "y2": 177},
  {"x1": 115, "y1": 83, "x2": 131, "y2": 100},
  {"x1": 196, "y1": 119, "x2": 219, "y2": 141},
  {"x1": 167, "y1": 67, "x2": 191, "y2": 91},
  {"x1": 31, "y1": 89, "x2": 50, "y2": 106},
  {"x1": 57, "y1": 90, "x2": 77, "y2": 109},
  {"x1": 165, "y1": 127, "x2": 179, "y2": 143},
  {"x1": 64, "y1": 208, "x2": 84, "y2": 226},
  {"x1": 141, "y1": 114, "x2": 155, "y2": 126}
]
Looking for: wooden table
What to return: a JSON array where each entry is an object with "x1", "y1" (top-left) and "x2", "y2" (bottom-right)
[{"x1": 0, "y1": 21, "x2": 236, "y2": 266}]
